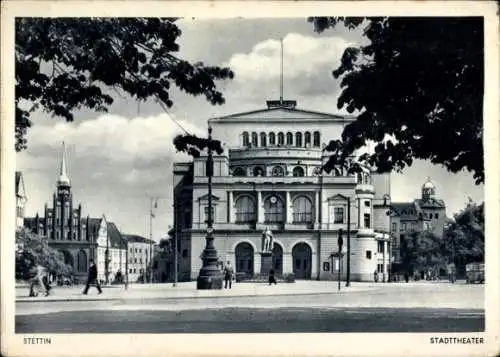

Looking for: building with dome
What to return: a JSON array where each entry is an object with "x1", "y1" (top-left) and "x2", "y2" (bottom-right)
[
  {"x1": 173, "y1": 99, "x2": 394, "y2": 282},
  {"x1": 389, "y1": 177, "x2": 447, "y2": 264},
  {"x1": 24, "y1": 143, "x2": 127, "y2": 283}
]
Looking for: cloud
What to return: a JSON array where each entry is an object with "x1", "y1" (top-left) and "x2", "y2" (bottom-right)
[{"x1": 222, "y1": 33, "x2": 354, "y2": 104}]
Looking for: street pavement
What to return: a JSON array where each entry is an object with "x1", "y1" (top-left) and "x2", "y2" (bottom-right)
[{"x1": 15, "y1": 280, "x2": 485, "y2": 333}]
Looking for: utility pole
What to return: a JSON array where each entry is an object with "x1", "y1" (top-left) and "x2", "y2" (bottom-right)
[{"x1": 173, "y1": 201, "x2": 178, "y2": 287}]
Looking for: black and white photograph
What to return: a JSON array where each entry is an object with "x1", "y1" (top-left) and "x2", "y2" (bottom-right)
[{"x1": 1, "y1": 1, "x2": 499, "y2": 357}]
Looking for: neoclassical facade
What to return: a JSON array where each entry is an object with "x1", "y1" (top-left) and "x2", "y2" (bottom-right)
[{"x1": 173, "y1": 100, "x2": 392, "y2": 282}]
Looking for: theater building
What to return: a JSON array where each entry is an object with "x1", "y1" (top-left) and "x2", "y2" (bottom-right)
[{"x1": 173, "y1": 99, "x2": 393, "y2": 282}]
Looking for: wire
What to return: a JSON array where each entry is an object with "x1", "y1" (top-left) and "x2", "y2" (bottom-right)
[{"x1": 155, "y1": 97, "x2": 191, "y2": 135}]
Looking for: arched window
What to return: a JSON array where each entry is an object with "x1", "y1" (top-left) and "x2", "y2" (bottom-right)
[
  {"x1": 264, "y1": 196, "x2": 285, "y2": 223},
  {"x1": 286, "y1": 132, "x2": 293, "y2": 145},
  {"x1": 269, "y1": 132, "x2": 276, "y2": 146},
  {"x1": 77, "y1": 250, "x2": 87, "y2": 272},
  {"x1": 304, "y1": 132, "x2": 311, "y2": 147},
  {"x1": 277, "y1": 132, "x2": 284, "y2": 146},
  {"x1": 232, "y1": 167, "x2": 246, "y2": 177},
  {"x1": 242, "y1": 132, "x2": 249, "y2": 146},
  {"x1": 251, "y1": 132, "x2": 258, "y2": 147},
  {"x1": 293, "y1": 166, "x2": 305, "y2": 177},
  {"x1": 295, "y1": 132, "x2": 302, "y2": 147},
  {"x1": 235, "y1": 195, "x2": 256, "y2": 223},
  {"x1": 253, "y1": 166, "x2": 265, "y2": 177},
  {"x1": 293, "y1": 196, "x2": 313, "y2": 223},
  {"x1": 260, "y1": 132, "x2": 267, "y2": 147},
  {"x1": 363, "y1": 174, "x2": 371, "y2": 184},
  {"x1": 313, "y1": 131, "x2": 320, "y2": 147}
]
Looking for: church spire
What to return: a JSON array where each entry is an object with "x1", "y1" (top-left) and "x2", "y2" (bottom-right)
[{"x1": 58, "y1": 141, "x2": 70, "y2": 187}]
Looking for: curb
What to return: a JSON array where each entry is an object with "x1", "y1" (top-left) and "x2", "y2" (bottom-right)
[{"x1": 15, "y1": 287, "x2": 380, "y2": 304}]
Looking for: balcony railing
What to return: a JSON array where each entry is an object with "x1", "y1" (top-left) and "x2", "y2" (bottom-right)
[{"x1": 292, "y1": 213, "x2": 313, "y2": 224}]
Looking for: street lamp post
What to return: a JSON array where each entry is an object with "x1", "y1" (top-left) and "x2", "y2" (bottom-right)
[
  {"x1": 345, "y1": 197, "x2": 351, "y2": 287},
  {"x1": 338, "y1": 228, "x2": 343, "y2": 291},
  {"x1": 383, "y1": 194, "x2": 392, "y2": 283},
  {"x1": 196, "y1": 125, "x2": 223, "y2": 290}
]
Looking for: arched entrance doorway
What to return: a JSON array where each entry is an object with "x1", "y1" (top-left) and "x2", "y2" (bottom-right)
[
  {"x1": 292, "y1": 243, "x2": 312, "y2": 279},
  {"x1": 235, "y1": 242, "x2": 254, "y2": 276},
  {"x1": 59, "y1": 250, "x2": 74, "y2": 272},
  {"x1": 77, "y1": 250, "x2": 88, "y2": 273},
  {"x1": 272, "y1": 243, "x2": 283, "y2": 276}
]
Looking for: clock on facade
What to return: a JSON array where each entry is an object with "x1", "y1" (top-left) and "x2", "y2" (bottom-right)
[
  {"x1": 313, "y1": 166, "x2": 322, "y2": 176},
  {"x1": 270, "y1": 196, "x2": 278, "y2": 204},
  {"x1": 272, "y1": 166, "x2": 284, "y2": 177}
]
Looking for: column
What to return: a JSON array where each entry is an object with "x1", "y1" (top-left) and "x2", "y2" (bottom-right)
[
  {"x1": 228, "y1": 191, "x2": 234, "y2": 223},
  {"x1": 315, "y1": 191, "x2": 320, "y2": 225},
  {"x1": 257, "y1": 190, "x2": 264, "y2": 223},
  {"x1": 286, "y1": 191, "x2": 292, "y2": 223}
]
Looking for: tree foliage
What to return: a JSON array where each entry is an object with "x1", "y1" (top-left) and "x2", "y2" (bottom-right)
[
  {"x1": 399, "y1": 230, "x2": 445, "y2": 275},
  {"x1": 15, "y1": 228, "x2": 72, "y2": 280},
  {"x1": 442, "y1": 199, "x2": 485, "y2": 271},
  {"x1": 15, "y1": 18, "x2": 234, "y2": 151},
  {"x1": 309, "y1": 17, "x2": 484, "y2": 184}
]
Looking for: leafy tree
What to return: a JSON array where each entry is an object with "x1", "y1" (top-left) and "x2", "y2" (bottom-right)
[
  {"x1": 15, "y1": 18, "x2": 234, "y2": 151},
  {"x1": 309, "y1": 17, "x2": 484, "y2": 184},
  {"x1": 443, "y1": 199, "x2": 484, "y2": 275},
  {"x1": 15, "y1": 228, "x2": 72, "y2": 280},
  {"x1": 399, "y1": 230, "x2": 445, "y2": 277}
]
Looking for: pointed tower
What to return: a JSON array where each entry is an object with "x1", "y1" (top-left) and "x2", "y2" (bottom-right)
[
  {"x1": 58, "y1": 141, "x2": 71, "y2": 187},
  {"x1": 55, "y1": 142, "x2": 73, "y2": 241}
]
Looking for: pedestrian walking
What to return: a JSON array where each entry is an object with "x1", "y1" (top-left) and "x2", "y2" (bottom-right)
[
  {"x1": 223, "y1": 261, "x2": 234, "y2": 289},
  {"x1": 268, "y1": 268, "x2": 277, "y2": 285},
  {"x1": 29, "y1": 264, "x2": 51, "y2": 297},
  {"x1": 83, "y1": 259, "x2": 102, "y2": 295}
]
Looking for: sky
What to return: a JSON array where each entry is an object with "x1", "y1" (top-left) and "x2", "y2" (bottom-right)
[{"x1": 16, "y1": 18, "x2": 484, "y2": 241}]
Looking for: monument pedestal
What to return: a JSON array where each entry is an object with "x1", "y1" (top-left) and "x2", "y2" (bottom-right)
[{"x1": 260, "y1": 252, "x2": 273, "y2": 275}]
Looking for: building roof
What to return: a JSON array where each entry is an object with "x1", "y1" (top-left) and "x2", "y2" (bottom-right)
[
  {"x1": 122, "y1": 234, "x2": 155, "y2": 245},
  {"x1": 209, "y1": 105, "x2": 357, "y2": 123},
  {"x1": 107, "y1": 222, "x2": 127, "y2": 249},
  {"x1": 415, "y1": 198, "x2": 446, "y2": 209}
]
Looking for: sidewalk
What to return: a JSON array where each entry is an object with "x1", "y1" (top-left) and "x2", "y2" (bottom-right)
[{"x1": 16, "y1": 281, "x2": 382, "y2": 303}]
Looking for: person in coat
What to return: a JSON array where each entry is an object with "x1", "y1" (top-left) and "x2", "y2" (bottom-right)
[
  {"x1": 223, "y1": 261, "x2": 234, "y2": 289},
  {"x1": 83, "y1": 259, "x2": 102, "y2": 295}
]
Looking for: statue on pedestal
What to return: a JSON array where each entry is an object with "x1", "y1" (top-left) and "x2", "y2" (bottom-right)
[{"x1": 262, "y1": 227, "x2": 274, "y2": 253}]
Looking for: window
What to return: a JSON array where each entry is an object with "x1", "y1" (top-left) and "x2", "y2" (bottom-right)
[
  {"x1": 242, "y1": 132, "x2": 249, "y2": 146},
  {"x1": 140, "y1": 258, "x2": 143, "y2": 264},
  {"x1": 435, "y1": 213, "x2": 439, "y2": 219},
  {"x1": 334, "y1": 206, "x2": 344, "y2": 224},
  {"x1": 292, "y1": 166, "x2": 305, "y2": 177},
  {"x1": 269, "y1": 132, "x2": 276, "y2": 145},
  {"x1": 253, "y1": 166, "x2": 265, "y2": 176},
  {"x1": 364, "y1": 201, "x2": 371, "y2": 207},
  {"x1": 135, "y1": 248, "x2": 138, "y2": 253},
  {"x1": 400, "y1": 235, "x2": 405, "y2": 244},
  {"x1": 233, "y1": 167, "x2": 246, "y2": 176},
  {"x1": 260, "y1": 132, "x2": 267, "y2": 147},
  {"x1": 235, "y1": 196, "x2": 256, "y2": 223},
  {"x1": 295, "y1": 132, "x2": 302, "y2": 147},
  {"x1": 286, "y1": 132, "x2": 293, "y2": 145},
  {"x1": 392, "y1": 222, "x2": 397, "y2": 232},
  {"x1": 304, "y1": 132, "x2": 311, "y2": 146},
  {"x1": 363, "y1": 213, "x2": 371, "y2": 228},
  {"x1": 133, "y1": 268, "x2": 136, "y2": 273},
  {"x1": 56, "y1": 217, "x2": 60, "y2": 225},
  {"x1": 129, "y1": 268, "x2": 133, "y2": 274},
  {"x1": 73, "y1": 231, "x2": 77, "y2": 240},
  {"x1": 366, "y1": 251, "x2": 372, "y2": 259},
  {"x1": 251, "y1": 132, "x2": 258, "y2": 146},
  {"x1": 313, "y1": 131, "x2": 320, "y2": 147},
  {"x1": 204, "y1": 206, "x2": 215, "y2": 223},
  {"x1": 377, "y1": 264, "x2": 383, "y2": 273},
  {"x1": 264, "y1": 196, "x2": 285, "y2": 223},
  {"x1": 292, "y1": 196, "x2": 313, "y2": 223},
  {"x1": 277, "y1": 132, "x2": 284, "y2": 145},
  {"x1": 182, "y1": 249, "x2": 188, "y2": 258},
  {"x1": 377, "y1": 241, "x2": 384, "y2": 253},
  {"x1": 401, "y1": 223, "x2": 407, "y2": 231},
  {"x1": 134, "y1": 258, "x2": 137, "y2": 263}
]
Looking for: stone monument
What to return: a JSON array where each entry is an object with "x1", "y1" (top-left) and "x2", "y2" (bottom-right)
[{"x1": 261, "y1": 227, "x2": 274, "y2": 275}]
